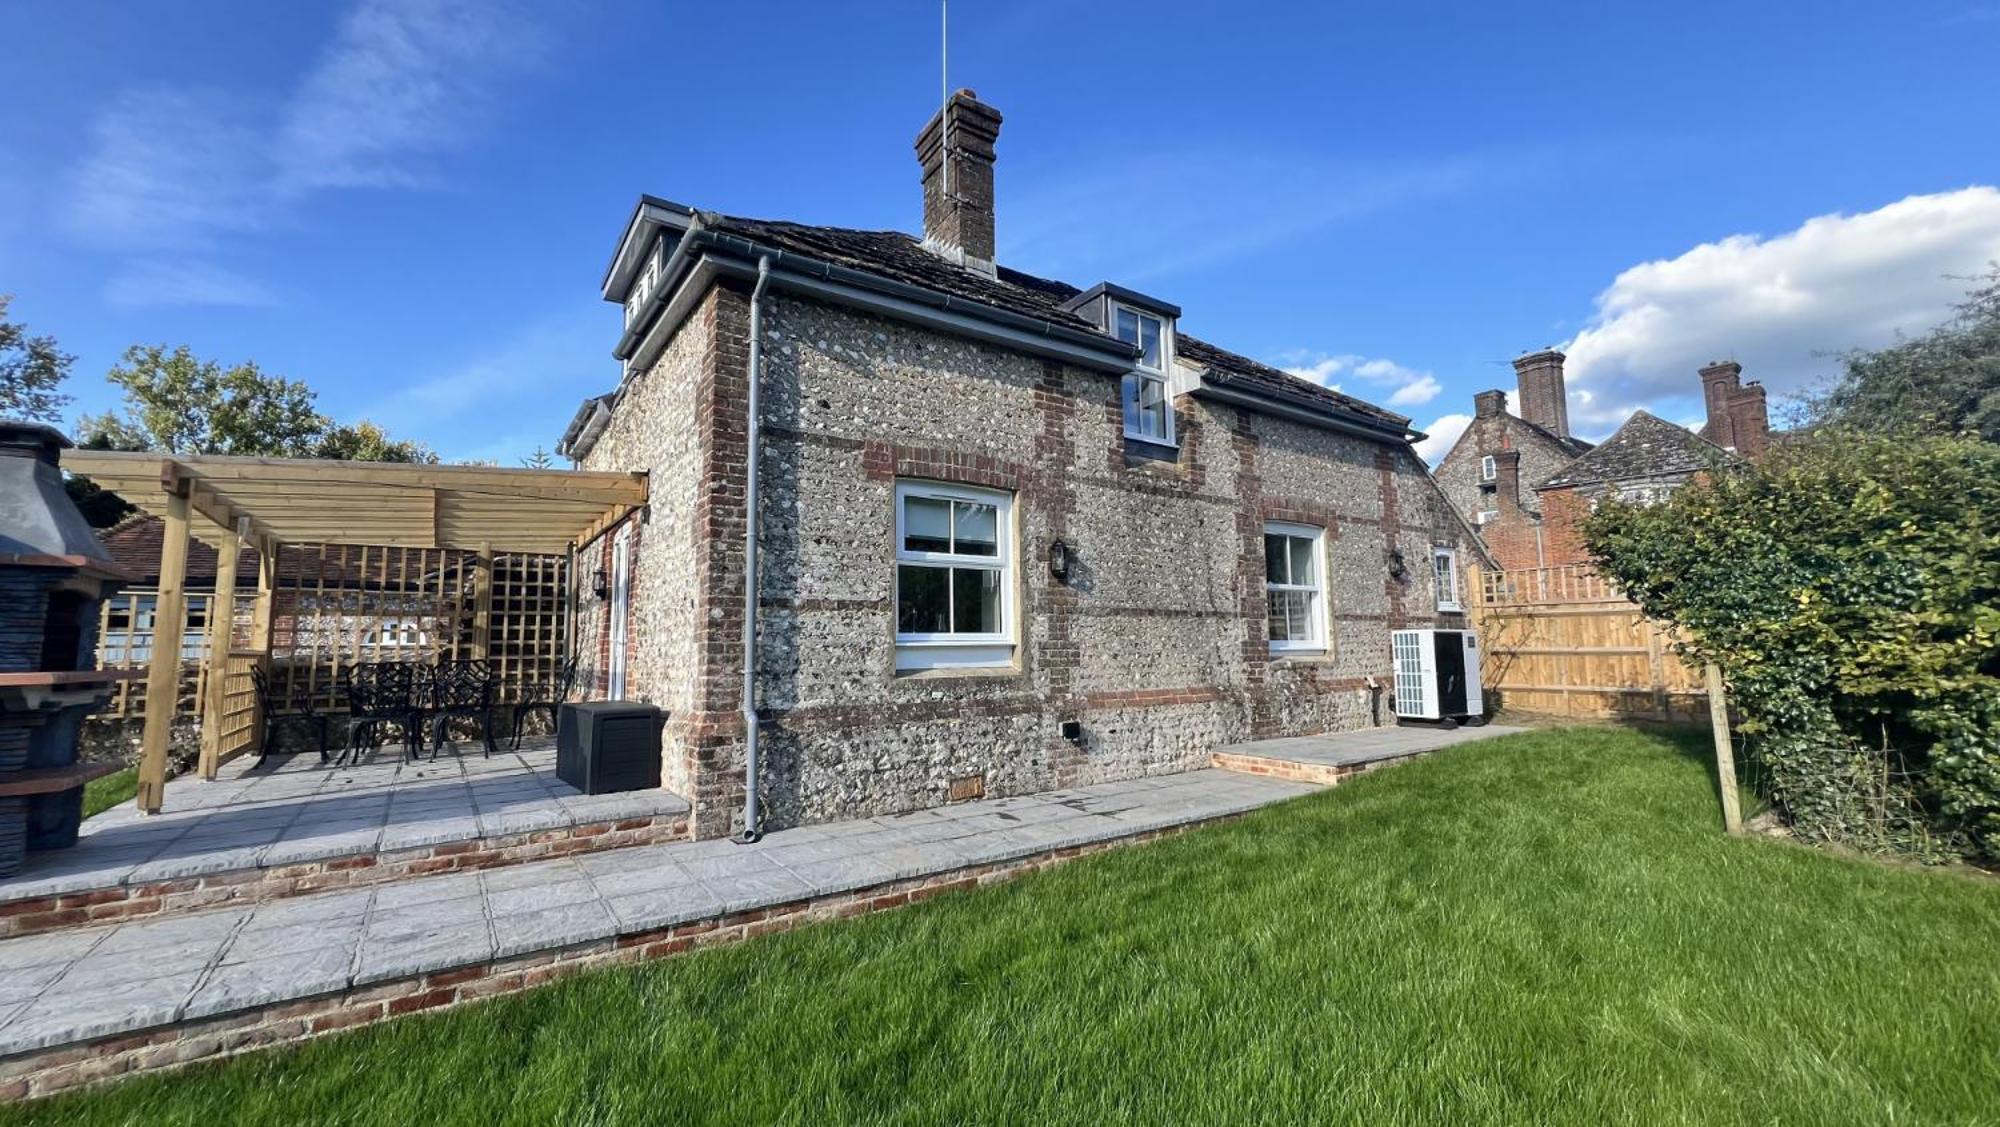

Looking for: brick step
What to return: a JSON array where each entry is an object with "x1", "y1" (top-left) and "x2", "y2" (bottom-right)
[
  {"x1": 1209, "y1": 748, "x2": 1429, "y2": 786},
  {"x1": 0, "y1": 806, "x2": 690, "y2": 941}
]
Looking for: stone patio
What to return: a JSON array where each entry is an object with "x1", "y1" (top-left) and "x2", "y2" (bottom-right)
[
  {"x1": 0, "y1": 738, "x2": 690, "y2": 904},
  {"x1": 0, "y1": 768, "x2": 1317, "y2": 1058}
]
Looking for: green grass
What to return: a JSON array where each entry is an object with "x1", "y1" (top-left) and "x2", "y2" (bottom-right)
[
  {"x1": 15, "y1": 728, "x2": 2000, "y2": 1125},
  {"x1": 80, "y1": 766, "x2": 138, "y2": 819}
]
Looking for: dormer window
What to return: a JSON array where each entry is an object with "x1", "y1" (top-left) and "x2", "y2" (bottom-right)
[{"x1": 1115, "y1": 303, "x2": 1173, "y2": 444}]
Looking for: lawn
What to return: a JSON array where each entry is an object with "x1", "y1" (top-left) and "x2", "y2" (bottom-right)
[
  {"x1": 81, "y1": 766, "x2": 138, "y2": 819},
  {"x1": 13, "y1": 727, "x2": 1999, "y2": 1125}
]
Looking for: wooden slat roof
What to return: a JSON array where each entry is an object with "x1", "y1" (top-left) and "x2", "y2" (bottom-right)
[{"x1": 63, "y1": 451, "x2": 645, "y2": 556}]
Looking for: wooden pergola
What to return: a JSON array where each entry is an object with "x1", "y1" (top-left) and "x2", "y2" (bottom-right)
[{"x1": 62, "y1": 451, "x2": 647, "y2": 813}]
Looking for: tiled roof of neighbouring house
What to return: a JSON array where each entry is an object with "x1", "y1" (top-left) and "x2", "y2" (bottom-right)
[
  {"x1": 99, "y1": 513, "x2": 249, "y2": 586},
  {"x1": 1539, "y1": 410, "x2": 1734, "y2": 489},
  {"x1": 1513, "y1": 414, "x2": 1595, "y2": 457},
  {"x1": 708, "y1": 215, "x2": 1414, "y2": 433}
]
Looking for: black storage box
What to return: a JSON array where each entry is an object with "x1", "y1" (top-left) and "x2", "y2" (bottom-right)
[{"x1": 556, "y1": 702, "x2": 663, "y2": 795}]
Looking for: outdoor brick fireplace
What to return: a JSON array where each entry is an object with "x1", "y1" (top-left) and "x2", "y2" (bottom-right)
[{"x1": 0, "y1": 421, "x2": 133, "y2": 875}]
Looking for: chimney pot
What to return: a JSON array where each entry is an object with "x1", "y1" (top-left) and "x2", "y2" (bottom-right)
[
  {"x1": 1511, "y1": 349, "x2": 1570, "y2": 438},
  {"x1": 915, "y1": 90, "x2": 1003, "y2": 276}
]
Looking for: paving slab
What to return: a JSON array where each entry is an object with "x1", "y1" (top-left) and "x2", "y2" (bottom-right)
[
  {"x1": 1215, "y1": 723, "x2": 1527, "y2": 769},
  {"x1": 0, "y1": 737, "x2": 689, "y2": 902},
  {"x1": 0, "y1": 767, "x2": 1319, "y2": 1060}
]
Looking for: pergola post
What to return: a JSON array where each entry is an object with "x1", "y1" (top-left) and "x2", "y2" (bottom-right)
[
  {"x1": 251, "y1": 539, "x2": 278, "y2": 654},
  {"x1": 197, "y1": 522, "x2": 242, "y2": 780},
  {"x1": 136, "y1": 484, "x2": 192, "y2": 815},
  {"x1": 471, "y1": 542, "x2": 494, "y2": 661}
]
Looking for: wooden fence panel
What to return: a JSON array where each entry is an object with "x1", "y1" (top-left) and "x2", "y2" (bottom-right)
[{"x1": 1470, "y1": 564, "x2": 1706, "y2": 723}]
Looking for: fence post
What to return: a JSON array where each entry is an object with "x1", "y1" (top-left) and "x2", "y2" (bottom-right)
[{"x1": 1704, "y1": 663, "x2": 1743, "y2": 834}]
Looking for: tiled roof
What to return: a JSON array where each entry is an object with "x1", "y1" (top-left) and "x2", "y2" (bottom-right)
[
  {"x1": 707, "y1": 215, "x2": 1411, "y2": 433},
  {"x1": 1539, "y1": 410, "x2": 1732, "y2": 489},
  {"x1": 99, "y1": 514, "x2": 248, "y2": 586},
  {"x1": 1513, "y1": 415, "x2": 1595, "y2": 457}
]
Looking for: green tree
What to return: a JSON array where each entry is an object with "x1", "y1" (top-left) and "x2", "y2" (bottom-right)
[
  {"x1": 0, "y1": 295, "x2": 75, "y2": 423},
  {"x1": 520, "y1": 444, "x2": 555, "y2": 469},
  {"x1": 1808, "y1": 267, "x2": 2000, "y2": 441},
  {"x1": 313, "y1": 420, "x2": 437, "y2": 464},
  {"x1": 79, "y1": 345, "x2": 324, "y2": 456}
]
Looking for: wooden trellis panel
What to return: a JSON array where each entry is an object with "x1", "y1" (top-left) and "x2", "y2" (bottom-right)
[
  {"x1": 96, "y1": 546, "x2": 570, "y2": 720},
  {"x1": 1468, "y1": 564, "x2": 1707, "y2": 723}
]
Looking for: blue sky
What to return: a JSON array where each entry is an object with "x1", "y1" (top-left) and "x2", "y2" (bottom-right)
[{"x1": 3, "y1": 0, "x2": 1997, "y2": 463}]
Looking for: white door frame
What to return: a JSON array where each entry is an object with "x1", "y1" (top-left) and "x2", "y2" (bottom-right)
[{"x1": 607, "y1": 525, "x2": 633, "y2": 699}]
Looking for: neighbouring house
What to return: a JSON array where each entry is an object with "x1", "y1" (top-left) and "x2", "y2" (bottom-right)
[
  {"x1": 1432, "y1": 351, "x2": 1594, "y2": 570},
  {"x1": 1437, "y1": 351, "x2": 1769, "y2": 569},
  {"x1": 556, "y1": 90, "x2": 1489, "y2": 841}
]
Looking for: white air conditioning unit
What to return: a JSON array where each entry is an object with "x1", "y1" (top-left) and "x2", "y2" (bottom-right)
[{"x1": 1391, "y1": 629, "x2": 1484, "y2": 723}]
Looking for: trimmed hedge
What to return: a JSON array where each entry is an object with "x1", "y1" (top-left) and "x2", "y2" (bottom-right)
[{"x1": 1586, "y1": 431, "x2": 2000, "y2": 860}]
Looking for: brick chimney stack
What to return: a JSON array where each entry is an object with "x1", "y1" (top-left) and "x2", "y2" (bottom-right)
[
  {"x1": 1731, "y1": 381, "x2": 1769, "y2": 458},
  {"x1": 915, "y1": 89, "x2": 1003, "y2": 277},
  {"x1": 1492, "y1": 449, "x2": 1523, "y2": 513},
  {"x1": 1512, "y1": 349, "x2": 1570, "y2": 438},
  {"x1": 1699, "y1": 360, "x2": 1744, "y2": 450},
  {"x1": 1473, "y1": 389, "x2": 1508, "y2": 418}
]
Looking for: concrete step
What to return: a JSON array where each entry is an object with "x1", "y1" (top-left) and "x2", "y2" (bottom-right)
[{"x1": 1211, "y1": 723, "x2": 1528, "y2": 786}]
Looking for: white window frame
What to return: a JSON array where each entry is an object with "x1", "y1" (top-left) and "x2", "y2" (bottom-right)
[
  {"x1": 1480, "y1": 454, "x2": 1497, "y2": 482},
  {"x1": 1113, "y1": 301, "x2": 1175, "y2": 446},
  {"x1": 894, "y1": 480, "x2": 1016, "y2": 671},
  {"x1": 1475, "y1": 509, "x2": 1500, "y2": 526},
  {"x1": 1433, "y1": 546, "x2": 1462, "y2": 613},
  {"x1": 1263, "y1": 521, "x2": 1328, "y2": 654}
]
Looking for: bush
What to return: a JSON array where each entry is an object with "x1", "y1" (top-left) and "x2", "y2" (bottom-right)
[{"x1": 1585, "y1": 431, "x2": 2000, "y2": 860}]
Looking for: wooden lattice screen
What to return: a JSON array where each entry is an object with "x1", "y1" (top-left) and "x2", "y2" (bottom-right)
[{"x1": 95, "y1": 544, "x2": 570, "y2": 721}]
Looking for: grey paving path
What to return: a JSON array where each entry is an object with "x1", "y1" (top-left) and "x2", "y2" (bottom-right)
[
  {"x1": 1216, "y1": 723, "x2": 1526, "y2": 768},
  {"x1": 0, "y1": 768, "x2": 1315, "y2": 1056},
  {"x1": 1, "y1": 740, "x2": 689, "y2": 902}
]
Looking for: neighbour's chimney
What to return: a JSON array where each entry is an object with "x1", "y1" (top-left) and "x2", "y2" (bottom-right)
[
  {"x1": 1699, "y1": 360, "x2": 1743, "y2": 450},
  {"x1": 1730, "y1": 380, "x2": 1769, "y2": 458},
  {"x1": 1473, "y1": 389, "x2": 1507, "y2": 418},
  {"x1": 1512, "y1": 349, "x2": 1570, "y2": 438},
  {"x1": 1493, "y1": 449, "x2": 1524, "y2": 514},
  {"x1": 915, "y1": 89, "x2": 1003, "y2": 277}
]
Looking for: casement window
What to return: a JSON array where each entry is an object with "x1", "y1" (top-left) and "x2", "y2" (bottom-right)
[
  {"x1": 1433, "y1": 546, "x2": 1462, "y2": 612},
  {"x1": 1480, "y1": 455, "x2": 1497, "y2": 482},
  {"x1": 1264, "y1": 522, "x2": 1327, "y2": 653},
  {"x1": 894, "y1": 480, "x2": 1015, "y2": 670},
  {"x1": 1114, "y1": 303, "x2": 1173, "y2": 444},
  {"x1": 1475, "y1": 509, "x2": 1500, "y2": 526}
]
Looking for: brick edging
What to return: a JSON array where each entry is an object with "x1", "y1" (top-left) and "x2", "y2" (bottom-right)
[
  {"x1": 0, "y1": 813, "x2": 1243, "y2": 1102},
  {"x1": 0, "y1": 815, "x2": 691, "y2": 940}
]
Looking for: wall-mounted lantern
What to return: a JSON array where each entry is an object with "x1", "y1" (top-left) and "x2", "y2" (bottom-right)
[
  {"x1": 593, "y1": 568, "x2": 612, "y2": 601},
  {"x1": 1049, "y1": 538, "x2": 1072, "y2": 582},
  {"x1": 1387, "y1": 548, "x2": 1408, "y2": 583}
]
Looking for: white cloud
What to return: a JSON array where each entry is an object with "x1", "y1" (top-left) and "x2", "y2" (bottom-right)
[
  {"x1": 1414, "y1": 413, "x2": 1472, "y2": 465},
  {"x1": 1281, "y1": 352, "x2": 1443, "y2": 408},
  {"x1": 1003, "y1": 148, "x2": 1497, "y2": 284},
  {"x1": 62, "y1": 0, "x2": 546, "y2": 307},
  {"x1": 1562, "y1": 187, "x2": 2000, "y2": 430},
  {"x1": 104, "y1": 261, "x2": 279, "y2": 310},
  {"x1": 357, "y1": 304, "x2": 607, "y2": 457},
  {"x1": 276, "y1": 0, "x2": 546, "y2": 193}
]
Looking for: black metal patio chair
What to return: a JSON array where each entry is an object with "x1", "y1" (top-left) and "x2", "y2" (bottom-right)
[
  {"x1": 422, "y1": 659, "x2": 498, "y2": 758},
  {"x1": 339, "y1": 663, "x2": 424, "y2": 766},
  {"x1": 509, "y1": 656, "x2": 578, "y2": 749},
  {"x1": 250, "y1": 667, "x2": 329, "y2": 764}
]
